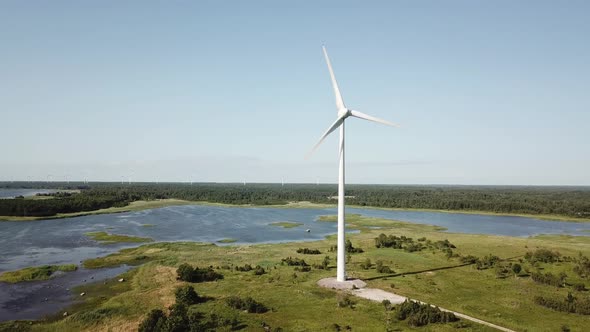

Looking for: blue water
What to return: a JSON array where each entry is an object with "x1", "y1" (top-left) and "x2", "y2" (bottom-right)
[
  {"x1": 1, "y1": 204, "x2": 589, "y2": 322},
  {"x1": 1, "y1": 204, "x2": 589, "y2": 273}
]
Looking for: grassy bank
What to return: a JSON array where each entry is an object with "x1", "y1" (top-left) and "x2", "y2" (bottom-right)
[
  {"x1": 0, "y1": 264, "x2": 77, "y2": 283},
  {"x1": 3, "y1": 216, "x2": 590, "y2": 331},
  {"x1": 0, "y1": 199, "x2": 198, "y2": 221},
  {"x1": 85, "y1": 232, "x2": 153, "y2": 244}
]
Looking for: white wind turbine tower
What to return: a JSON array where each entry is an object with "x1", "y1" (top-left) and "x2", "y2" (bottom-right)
[{"x1": 308, "y1": 46, "x2": 399, "y2": 282}]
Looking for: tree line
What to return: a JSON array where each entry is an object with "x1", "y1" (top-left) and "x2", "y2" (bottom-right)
[{"x1": 0, "y1": 182, "x2": 589, "y2": 218}]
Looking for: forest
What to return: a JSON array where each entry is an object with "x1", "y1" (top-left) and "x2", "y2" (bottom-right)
[{"x1": 0, "y1": 182, "x2": 589, "y2": 219}]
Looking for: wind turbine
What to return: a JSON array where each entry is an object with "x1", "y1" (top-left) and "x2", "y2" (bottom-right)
[{"x1": 308, "y1": 46, "x2": 399, "y2": 282}]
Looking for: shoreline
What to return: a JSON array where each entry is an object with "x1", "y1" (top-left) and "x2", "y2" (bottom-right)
[{"x1": 0, "y1": 199, "x2": 589, "y2": 223}]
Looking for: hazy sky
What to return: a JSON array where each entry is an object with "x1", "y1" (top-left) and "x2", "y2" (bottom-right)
[{"x1": 1, "y1": 1, "x2": 589, "y2": 185}]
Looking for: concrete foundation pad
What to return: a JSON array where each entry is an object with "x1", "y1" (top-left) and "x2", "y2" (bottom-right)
[{"x1": 317, "y1": 277, "x2": 367, "y2": 290}]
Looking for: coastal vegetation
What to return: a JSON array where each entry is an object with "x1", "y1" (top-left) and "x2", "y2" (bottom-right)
[
  {"x1": 1, "y1": 182, "x2": 589, "y2": 221},
  {"x1": 269, "y1": 221, "x2": 303, "y2": 228},
  {"x1": 0, "y1": 264, "x2": 77, "y2": 283},
  {"x1": 85, "y1": 231, "x2": 153, "y2": 244},
  {"x1": 2, "y1": 215, "x2": 590, "y2": 331}
]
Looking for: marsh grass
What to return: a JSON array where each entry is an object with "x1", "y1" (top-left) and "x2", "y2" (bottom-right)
[
  {"x1": 0, "y1": 264, "x2": 77, "y2": 283},
  {"x1": 269, "y1": 221, "x2": 304, "y2": 228},
  {"x1": 4, "y1": 216, "x2": 590, "y2": 331},
  {"x1": 85, "y1": 232, "x2": 153, "y2": 244}
]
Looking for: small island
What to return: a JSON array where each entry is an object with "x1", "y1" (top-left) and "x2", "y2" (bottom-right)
[
  {"x1": 269, "y1": 221, "x2": 304, "y2": 228},
  {"x1": 85, "y1": 231, "x2": 153, "y2": 244},
  {"x1": 0, "y1": 264, "x2": 78, "y2": 283}
]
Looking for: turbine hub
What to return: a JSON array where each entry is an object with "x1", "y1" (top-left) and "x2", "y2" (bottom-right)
[{"x1": 338, "y1": 108, "x2": 351, "y2": 119}]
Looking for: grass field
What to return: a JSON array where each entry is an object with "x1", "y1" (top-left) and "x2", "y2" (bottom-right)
[
  {"x1": 2, "y1": 215, "x2": 589, "y2": 331},
  {"x1": 0, "y1": 264, "x2": 77, "y2": 283}
]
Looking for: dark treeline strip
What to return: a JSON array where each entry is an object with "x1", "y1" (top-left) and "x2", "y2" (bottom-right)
[{"x1": 0, "y1": 182, "x2": 589, "y2": 218}]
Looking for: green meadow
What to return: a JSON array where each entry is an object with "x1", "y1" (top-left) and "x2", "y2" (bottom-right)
[{"x1": 2, "y1": 215, "x2": 590, "y2": 331}]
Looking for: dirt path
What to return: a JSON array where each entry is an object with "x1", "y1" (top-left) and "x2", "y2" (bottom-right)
[{"x1": 318, "y1": 277, "x2": 516, "y2": 332}]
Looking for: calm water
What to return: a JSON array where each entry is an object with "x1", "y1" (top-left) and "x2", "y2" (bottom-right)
[
  {"x1": 1, "y1": 204, "x2": 589, "y2": 273},
  {"x1": 1, "y1": 203, "x2": 589, "y2": 321}
]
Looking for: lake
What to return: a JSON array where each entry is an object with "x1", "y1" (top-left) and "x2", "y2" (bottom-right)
[
  {"x1": 1, "y1": 203, "x2": 589, "y2": 321},
  {"x1": 1, "y1": 204, "x2": 589, "y2": 273}
]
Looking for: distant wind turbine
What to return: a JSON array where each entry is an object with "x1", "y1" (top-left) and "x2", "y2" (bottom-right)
[{"x1": 307, "y1": 46, "x2": 399, "y2": 282}]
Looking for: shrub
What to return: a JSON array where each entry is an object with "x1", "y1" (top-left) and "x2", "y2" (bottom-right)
[
  {"x1": 294, "y1": 266, "x2": 311, "y2": 272},
  {"x1": 138, "y1": 309, "x2": 167, "y2": 332},
  {"x1": 375, "y1": 260, "x2": 393, "y2": 274},
  {"x1": 360, "y1": 258, "x2": 372, "y2": 270},
  {"x1": 534, "y1": 292, "x2": 590, "y2": 315},
  {"x1": 281, "y1": 257, "x2": 308, "y2": 266},
  {"x1": 225, "y1": 296, "x2": 269, "y2": 313},
  {"x1": 297, "y1": 248, "x2": 322, "y2": 255},
  {"x1": 573, "y1": 253, "x2": 590, "y2": 278},
  {"x1": 397, "y1": 299, "x2": 458, "y2": 326},
  {"x1": 531, "y1": 271, "x2": 566, "y2": 287},
  {"x1": 525, "y1": 249, "x2": 561, "y2": 264},
  {"x1": 475, "y1": 254, "x2": 500, "y2": 270},
  {"x1": 459, "y1": 255, "x2": 478, "y2": 264},
  {"x1": 254, "y1": 265, "x2": 266, "y2": 275},
  {"x1": 176, "y1": 263, "x2": 223, "y2": 283},
  {"x1": 512, "y1": 263, "x2": 522, "y2": 276},
  {"x1": 236, "y1": 264, "x2": 253, "y2": 272},
  {"x1": 174, "y1": 285, "x2": 201, "y2": 306},
  {"x1": 345, "y1": 240, "x2": 364, "y2": 253}
]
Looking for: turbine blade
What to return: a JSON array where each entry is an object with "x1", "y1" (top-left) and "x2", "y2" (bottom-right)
[
  {"x1": 350, "y1": 110, "x2": 400, "y2": 127},
  {"x1": 306, "y1": 116, "x2": 345, "y2": 159},
  {"x1": 323, "y1": 46, "x2": 346, "y2": 111}
]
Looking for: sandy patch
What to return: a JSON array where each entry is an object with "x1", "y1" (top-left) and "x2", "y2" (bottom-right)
[{"x1": 352, "y1": 288, "x2": 407, "y2": 304}]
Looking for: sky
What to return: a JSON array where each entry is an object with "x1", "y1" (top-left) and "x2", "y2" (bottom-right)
[{"x1": 0, "y1": 1, "x2": 589, "y2": 185}]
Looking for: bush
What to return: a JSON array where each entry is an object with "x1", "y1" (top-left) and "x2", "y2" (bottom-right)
[
  {"x1": 573, "y1": 253, "x2": 590, "y2": 278},
  {"x1": 459, "y1": 255, "x2": 478, "y2": 264},
  {"x1": 531, "y1": 271, "x2": 566, "y2": 287},
  {"x1": 345, "y1": 240, "x2": 364, "y2": 253},
  {"x1": 176, "y1": 263, "x2": 223, "y2": 283},
  {"x1": 397, "y1": 299, "x2": 458, "y2": 326},
  {"x1": 281, "y1": 257, "x2": 308, "y2": 266},
  {"x1": 375, "y1": 260, "x2": 393, "y2": 274},
  {"x1": 297, "y1": 248, "x2": 322, "y2": 254},
  {"x1": 254, "y1": 265, "x2": 266, "y2": 275},
  {"x1": 235, "y1": 264, "x2": 253, "y2": 272},
  {"x1": 225, "y1": 296, "x2": 269, "y2": 313},
  {"x1": 534, "y1": 292, "x2": 590, "y2": 315},
  {"x1": 475, "y1": 254, "x2": 500, "y2": 270},
  {"x1": 294, "y1": 266, "x2": 311, "y2": 272},
  {"x1": 512, "y1": 263, "x2": 522, "y2": 276},
  {"x1": 525, "y1": 249, "x2": 561, "y2": 264},
  {"x1": 360, "y1": 258, "x2": 372, "y2": 270},
  {"x1": 174, "y1": 285, "x2": 201, "y2": 306},
  {"x1": 138, "y1": 309, "x2": 167, "y2": 332}
]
